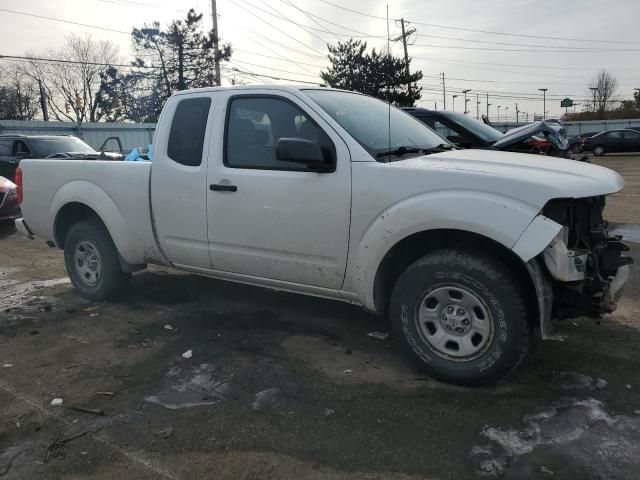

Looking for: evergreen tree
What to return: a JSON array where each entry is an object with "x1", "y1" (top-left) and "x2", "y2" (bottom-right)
[
  {"x1": 321, "y1": 39, "x2": 422, "y2": 107},
  {"x1": 101, "y1": 9, "x2": 231, "y2": 122}
]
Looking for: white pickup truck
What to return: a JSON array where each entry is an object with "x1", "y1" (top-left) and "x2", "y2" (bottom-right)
[{"x1": 15, "y1": 86, "x2": 631, "y2": 386}]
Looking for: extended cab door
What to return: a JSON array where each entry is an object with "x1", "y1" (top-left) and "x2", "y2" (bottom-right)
[
  {"x1": 150, "y1": 93, "x2": 214, "y2": 268},
  {"x1": 206, "y1": 91, "x2": 351, "y2": 289}
]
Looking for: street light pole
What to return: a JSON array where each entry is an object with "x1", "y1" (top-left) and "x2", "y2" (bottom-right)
[
  {"x1": 476, "y1": 93, "x2": 481, "y2": 120},
  {"x1": 505, "y1": 106, "x2": 509, "y2": 123},
  {"x1": 497, "y1": 105, "x2": 501, "y2": 122},
  {"x1": 462, "y1": 89, "x2": 471, "y2": 114},
  {"x1": 452, "y1": 95, "x2": 458, "y2": 112},
  {"x1": 538, "y1": 88, "x2": 548, "y2": 120}
]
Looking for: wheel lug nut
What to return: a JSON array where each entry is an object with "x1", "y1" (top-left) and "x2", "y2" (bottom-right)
[
  {"x1": 447, "y1": 306, "x2": 454, "y2": 313},
  {"x1": 445, "y1": 325, "x2": 452, "y2": 330},
  {"x1": 457, "y1": 308, "x2": 465, "y2": 316},
  {"x1": 462, "y1": 319, "x2": 470, "y2": 326},
  {"x1": 455, "y1": 327, "x2": 464, "y2": 333}
]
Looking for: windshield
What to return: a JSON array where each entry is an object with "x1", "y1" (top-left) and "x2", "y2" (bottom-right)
[
  {"x1": 441, "y1": 112, "x2": 504, "y2": 143},
  {"x1": 303, "y1": 89, "x2": 449, "y2": 159},
  {"x1": 30, "y1": 137, "x2": 96, "y2": 156}
]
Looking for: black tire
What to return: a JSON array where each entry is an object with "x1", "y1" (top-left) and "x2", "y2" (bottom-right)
[
  {"x1": 64, "y1": 220, "x2": 131, "y2": 301},
  {"x1": 593, "y1": 145, "x2": 606, "y2": 156},
  {"x1": 570, "y1": 143, "x2": 582, "y2": 154},
  {"x1": 389, "y1": 249, "x2": 530, "y2": 387}
]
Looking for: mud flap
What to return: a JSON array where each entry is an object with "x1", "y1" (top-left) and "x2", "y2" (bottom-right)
[{"x1": 526, "y1": 258, "x2": 565, "y2": 341}]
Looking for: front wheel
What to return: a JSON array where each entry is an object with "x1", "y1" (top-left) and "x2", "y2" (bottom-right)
[
  {"x1": 593, "y1": 145, "x2": 606, "y2": 156},
  {"x1": 64, "y1": 220, "x2": 131, "y2": 301},
  {"x1": 389, "y1": 249, "x2": 531, "y2": 386}
]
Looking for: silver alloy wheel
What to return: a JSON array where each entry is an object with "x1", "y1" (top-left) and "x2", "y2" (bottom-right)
[
  {"x1": 594, "y1": 146, "x2": 605, "y2": 156},
  {"x1": 74, "y1": 240, "x2": 102, "y2": 286},
  {"x1": 417, "y1": 285, "x2": 493, "y2": 361}
]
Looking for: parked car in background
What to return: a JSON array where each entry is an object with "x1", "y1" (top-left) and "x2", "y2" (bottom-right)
[
  {"x1": 0, "y1": 134, "x2": 115, "y2": 182},
  {"x1": 404, "y1": 108, "x2": 569, "y2": 156},
  {"x1": 567, "y1": 132, "x2": 600, "y2": 153},
  {"x1": 0, "y1": 176, "x2": 20, "y2": 221},
  {"x1": 15, "y1": 85, "x2": 631, "y2": 386},
  {"x1": 581, "y1": 129, "x2": 640, "y2": 156}
]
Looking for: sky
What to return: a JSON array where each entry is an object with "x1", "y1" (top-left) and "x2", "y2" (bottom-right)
[{"x1": 0, "y1": 0, "x2": 639, "y2": 120}]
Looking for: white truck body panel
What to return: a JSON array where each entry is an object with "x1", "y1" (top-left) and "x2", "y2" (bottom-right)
[{"x1": 17, "y1": 85, "x2": 625, "y2": 312}]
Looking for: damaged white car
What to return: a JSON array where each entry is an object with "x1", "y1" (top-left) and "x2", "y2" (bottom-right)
[{"x1": 14, "y1": 86, "x2": 632, "y2": 386}]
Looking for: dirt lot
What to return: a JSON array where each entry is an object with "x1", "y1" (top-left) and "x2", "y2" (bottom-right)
[{"x1": 1, "y1": 155, "x2": 640, "y2": 479}]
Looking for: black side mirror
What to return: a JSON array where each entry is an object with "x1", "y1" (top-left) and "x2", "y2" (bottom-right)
[{"x1": 276, "y1": 138, "x2": 330, "y2": 171}]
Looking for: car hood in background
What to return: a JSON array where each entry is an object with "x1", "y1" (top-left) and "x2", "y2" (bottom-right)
[
  {"x1": 0, "y1": 175, "x2": 16, "y2": 190},
  {"x1": 492, "y1": 121, "x2": 569, "y2": 151}
]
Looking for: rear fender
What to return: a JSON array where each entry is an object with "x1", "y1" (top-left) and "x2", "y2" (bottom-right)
[{"x1": 51, "y1": 180, "x2": 142, "y2": 265}]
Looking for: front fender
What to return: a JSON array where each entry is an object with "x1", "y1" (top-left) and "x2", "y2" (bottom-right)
[
  {"x1": 346, "y1": 191, "x2": 553, "y2": 311},
  {"x1": 50, "y1": 180, "x2": 142, "y2": 265}
]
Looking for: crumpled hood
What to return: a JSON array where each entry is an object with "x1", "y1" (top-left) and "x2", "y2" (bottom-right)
[
  {"x1": 394, "y1": 148, "x2": 623, "y2": 206},
  {"x1": 492, "y1": 120, "x2": 568, "y2": 150}
]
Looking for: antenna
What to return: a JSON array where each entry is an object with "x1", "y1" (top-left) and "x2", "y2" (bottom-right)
[{"x1": 386, "y1": 4, "x2": 391, "y2": 162}]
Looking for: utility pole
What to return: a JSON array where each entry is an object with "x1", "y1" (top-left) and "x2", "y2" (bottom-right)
[
  {"x1": 441, "y1": 73, "x2": 446, "y2": 110},
  {"x1": 476, "y1": 93, "x2": 480, "y2": 119},
  {"x1": 396, "y1": 19, "x2": 416, "y2": 97},
  {"x1": 211, "y1": 0, "x2": 221, "y2": 86},
  {"x1": 452, "y1": 95, "x2": 458, "y2": 112},
  {"x1": 538, "y1": 88, "x2": 548, "y2": 120},
  {"x1": 38, "y1": 79, "x2": 48, "y2": 121},
  {"x1": 497, "y1": 105, "x2": 501, "y2": 122},
  {"x1": 462, "y1": 89, "x2": 471, "y2": 114},
  {"x1": 515, "y1": 103, "x2": 519, "y2": 124}
]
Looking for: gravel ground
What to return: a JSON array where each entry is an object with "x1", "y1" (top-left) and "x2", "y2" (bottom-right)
[{"x1": 1, "y1": 154, "x2": 639, "y2": 479}]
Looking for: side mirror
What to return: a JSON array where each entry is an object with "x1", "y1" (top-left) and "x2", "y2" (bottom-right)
[{"x1": 276, "y1": 138, "x2": 330, "y2": 171}]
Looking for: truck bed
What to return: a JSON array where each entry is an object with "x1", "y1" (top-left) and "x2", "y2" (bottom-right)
[{"x1": 18, "y1": 159, "x2": 159, "y2": 266}]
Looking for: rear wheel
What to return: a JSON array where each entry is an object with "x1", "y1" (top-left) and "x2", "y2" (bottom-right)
[
  {"x1": 570, "y1": 143, "x2": 582, "y2": 154},
  {"x1": 593, "y1": 145, "x2": 606, "y2": 156},
  {"x1": 389, "y1": 249, "x2": 531, "y2": 386},
  {"x1": 64, "y1": 220, "x2": 131, "y2": 301}
]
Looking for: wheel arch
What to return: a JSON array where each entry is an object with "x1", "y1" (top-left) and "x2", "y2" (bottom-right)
[{"x1": 371, "y1": 228, "x2": 539, "y2": 328}]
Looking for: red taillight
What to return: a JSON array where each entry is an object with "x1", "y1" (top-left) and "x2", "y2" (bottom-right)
[{"x1": 15, "y1": 167, "x2": 23, "y2": 204}]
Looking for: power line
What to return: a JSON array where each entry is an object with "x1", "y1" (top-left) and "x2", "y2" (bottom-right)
[
  {"x1": 413, "y1": 55, "x2": 640, "y2": 73},
  {"x1": 233, "y1": 49, "x2": 326, "y2": 69},
  {"x1": 0, "y1": 7, "x2": 131, "y2": 35},
  {"x1": 223, "y1": 65, "x2": 322, "y2": 85},
  {"x1": 230, "y1": 58, "x2": 320, "y2": 79},
  {"x1": 314, "y1": 0, "x2": 640, "y2": 46},
  {"x1": 230, "y1": 0, "x2": 325, "y2": 56},
  {"x1": 0, "y1": 53, "x2": 153, "y2": 69},
  {"x1": 412, "y1": 43, "x2": 640, "y2": 53},
  {"x1": 314, "y1": 0, "x2": 387, "y2": 21}
]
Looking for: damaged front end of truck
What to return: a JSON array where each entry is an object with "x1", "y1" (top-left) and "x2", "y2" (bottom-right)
[{"x1": 530, "y1": 196, "x2": 632, "y2": 339}]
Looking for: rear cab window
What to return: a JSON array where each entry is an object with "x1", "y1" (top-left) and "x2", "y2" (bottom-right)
[{"x1": 167, "y1": 97, "x2": 212, "y2": 167}]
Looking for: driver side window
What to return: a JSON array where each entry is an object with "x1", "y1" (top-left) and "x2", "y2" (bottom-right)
[{"x1": 224, "y1": 96, "x2": 335, "y2": 171}]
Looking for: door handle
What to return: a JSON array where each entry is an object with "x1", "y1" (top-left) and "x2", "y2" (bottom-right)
[{"x1": 210, "y1": 183, "x2": 238, "y2": 192}]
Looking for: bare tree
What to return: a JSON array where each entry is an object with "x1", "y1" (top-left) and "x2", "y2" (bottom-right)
[
  {"x1": 0, "y1": 65, "x2": 39, "y2": 120},
  {"x1": 22, "y1": 34, "x2": 120, "y2": 123},
  {"x1": 588, "y1": 69, "x2": 618, "y2": 118}
]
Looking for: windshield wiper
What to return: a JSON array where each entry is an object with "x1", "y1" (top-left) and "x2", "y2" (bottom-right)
[
  {"x1": 376, "y1": 143, "x2": 455, "y2": 159},
  {"x1": 375, "y1": 146, "x2": 424, "y2": 158},
  {"x1": 423, "y1": 143, "x2": 455, "y2": 153}
]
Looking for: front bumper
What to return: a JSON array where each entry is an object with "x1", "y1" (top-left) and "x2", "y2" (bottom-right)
[{"x1": 14, "y1": 217, "x2": 34, "y2": 239}]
